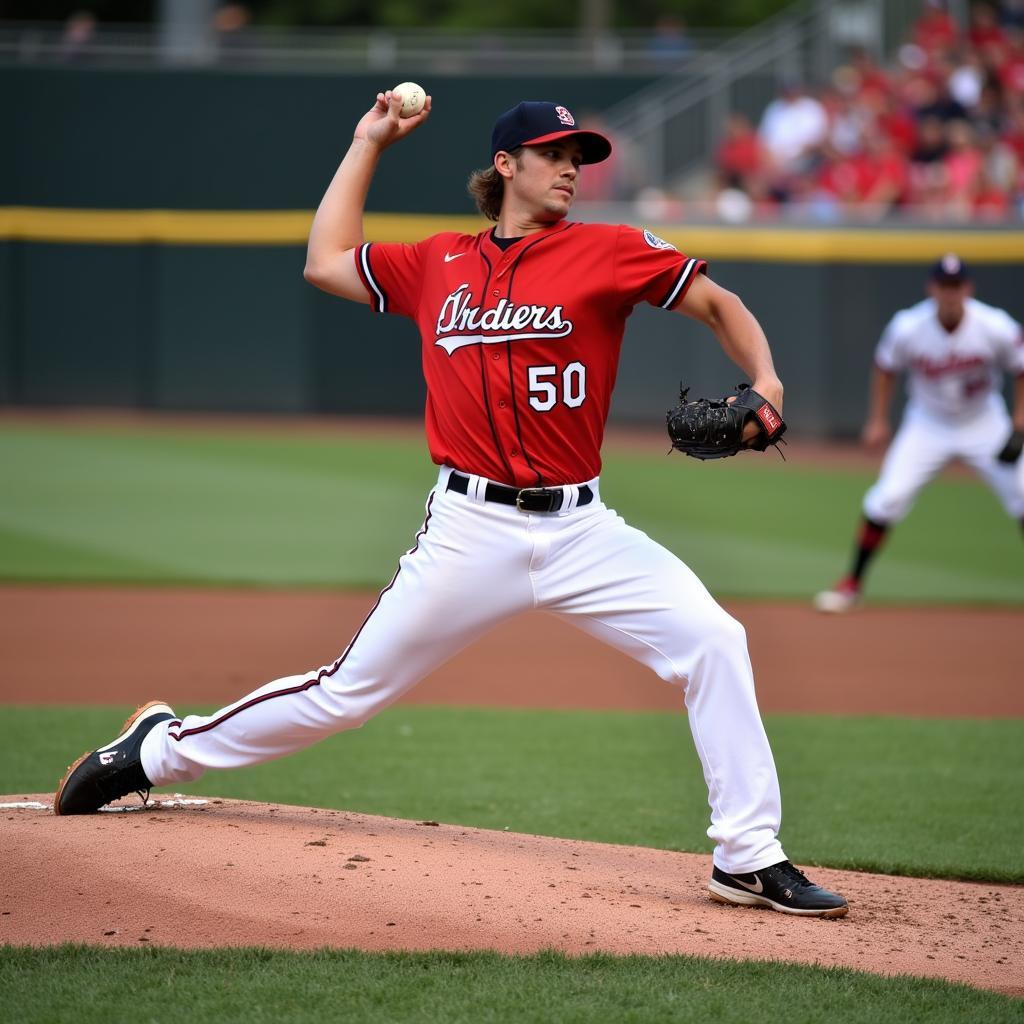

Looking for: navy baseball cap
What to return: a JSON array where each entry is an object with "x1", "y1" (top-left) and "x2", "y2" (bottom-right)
[
  {"x1": 930, "y1": 252, "x2": 971, "y2": 284},
  {"x1": 490, "y1": 102, "x2": 612, "y2": 164}
]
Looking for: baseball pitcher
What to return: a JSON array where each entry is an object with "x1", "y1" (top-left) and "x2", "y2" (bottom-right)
[{"x1": 56, "y1": 92, "x2": 847, "y2": 918}]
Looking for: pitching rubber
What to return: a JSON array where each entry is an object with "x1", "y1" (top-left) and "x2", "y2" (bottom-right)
[{"x1": 53, "y1": 700, "x2": 173, "y2": 815}]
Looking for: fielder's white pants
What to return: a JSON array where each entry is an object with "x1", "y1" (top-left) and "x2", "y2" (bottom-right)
[
  {"x1": 863, "y1": 396, "x2": 1024, "y2": 523},
  {"x1": 142, "y1": 466, "x2": 786, "y2": 874}
]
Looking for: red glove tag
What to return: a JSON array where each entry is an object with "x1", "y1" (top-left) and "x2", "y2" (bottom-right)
[{"x1": 755, "y1": 403, "x2": 782, "y2": 437}]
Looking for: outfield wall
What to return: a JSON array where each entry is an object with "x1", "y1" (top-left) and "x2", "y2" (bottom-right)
[
  {"x1": 3, "y1": 66, "x2": 1024, "y2": 435},
  {"x1": 2, "y1": 217, "x2": 1022, "y2": 435}
]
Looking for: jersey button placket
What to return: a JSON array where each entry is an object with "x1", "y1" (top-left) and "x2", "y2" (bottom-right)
[{"x1": 485, "y1": 276, "x2": 521, "y2": 482}]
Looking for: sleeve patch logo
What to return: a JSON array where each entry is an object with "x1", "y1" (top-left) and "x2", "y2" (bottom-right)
[{"x1": 643, "y1": 230, "x2": 677, "y2": 251}]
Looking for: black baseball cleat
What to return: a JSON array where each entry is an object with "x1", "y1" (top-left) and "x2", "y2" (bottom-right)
[
  {"x1": 709, "y1": 860, "x2": 849, "y2": 918},
  {"x1": 54, "y1": 701, "x2": 176, "y2": 815}
]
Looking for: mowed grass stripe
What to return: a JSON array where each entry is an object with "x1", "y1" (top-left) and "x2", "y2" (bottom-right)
[
  {"x1": 6, "y1": 706, "x2": 1022, "y2": 883},
  {"x1": 1, "y1": 424, "x2": 1022, "y2": 602},
  {"x1": 0, "y1": 428, "x2": 437, "y2": 587},
  {"x1": 3, "y1": 947, "x2": 1020, "y2": 1024}
]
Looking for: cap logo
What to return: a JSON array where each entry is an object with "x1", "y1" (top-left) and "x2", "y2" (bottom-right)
[
  {"x1": 555, "y1": 106, "x2": 575, "y2": 127},
  {"x1": 941, "y1": 253, "x2": 961, "y2": 275}
]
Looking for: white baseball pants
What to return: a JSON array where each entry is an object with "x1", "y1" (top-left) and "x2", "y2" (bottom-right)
[
  {"x1": 141, "y1": 466, "x2": 786, "y2": 874},
  {"x1": 863, "y1": 397, "x2": 1024, "y2": 523}
]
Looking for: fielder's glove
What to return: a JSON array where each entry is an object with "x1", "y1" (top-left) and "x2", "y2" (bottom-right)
[
  {"x1": 996, "y1": 428, "x2": 1024, "y2": 465},
  {"x1": 666, "y1": 383, "x2": 787, "y2": 461}
]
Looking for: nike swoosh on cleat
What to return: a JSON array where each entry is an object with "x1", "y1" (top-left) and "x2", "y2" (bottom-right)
[
  {"x1": 733, "y1": 875, "x2": 764, "y2": 894},
  {"x1": 444, "y1": 252, "x2": 466, "y2": 262}
]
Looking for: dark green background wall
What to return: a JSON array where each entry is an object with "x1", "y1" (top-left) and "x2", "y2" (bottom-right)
[
  {"x1": 4, "y1": 66, "x2": 1023, "y2": 437},
  {"x1": 4, "y1": 65, "x2": 656, "y2": 211},
  {"x1": 6, "y1": 238, "x2": 1021, "y2": 434}
]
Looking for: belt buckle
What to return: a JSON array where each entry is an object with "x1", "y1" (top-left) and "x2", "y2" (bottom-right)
[{"x1": 515, "y1": 487, "x2": 559, "y2": 513}]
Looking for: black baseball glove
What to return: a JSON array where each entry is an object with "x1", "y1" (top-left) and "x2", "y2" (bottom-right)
[
  {"x1": 666, "y1": 383, "x2": 787, "y2": 461},
  {"x1": 996, "y1": 428, "x2": 1024, "y2": 464}
]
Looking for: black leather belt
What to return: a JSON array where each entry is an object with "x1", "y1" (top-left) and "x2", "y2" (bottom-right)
[{"x1": 446, "y1": 471, "x2": 593, "y2": 513}]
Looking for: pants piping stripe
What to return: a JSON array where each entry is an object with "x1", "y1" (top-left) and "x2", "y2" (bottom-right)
[{"x1": 169, "y1": 494, "x2": 436, "y2": 743}]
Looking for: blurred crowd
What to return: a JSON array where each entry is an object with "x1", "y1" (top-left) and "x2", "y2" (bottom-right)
[
  {"x1": 42, "y1": 1, "x2": 1024, "y2": 223},
  {"x1": 711, "y1": 1, "x2": 1024, "y2": 222}
]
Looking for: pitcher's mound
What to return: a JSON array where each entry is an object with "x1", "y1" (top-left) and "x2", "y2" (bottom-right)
[{"x1": 2, "y1": 795, "x2": 1021, "y2": 995}]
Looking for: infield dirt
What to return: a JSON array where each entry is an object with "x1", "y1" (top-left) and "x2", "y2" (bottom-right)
[
  {"x1": 1, "y1": 583, "x2": 1022, "y2": 996},
  {"x1": 0, "y1": 585, "x2": 1019, "y2": 717},
  {"x1": 3, "y1": 795, "x2": 1023, "y2": 996}
]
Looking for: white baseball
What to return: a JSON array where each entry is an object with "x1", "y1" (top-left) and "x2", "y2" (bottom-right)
[{"x1": 393, "y1": 81, "x2": 425, "y2": 118}]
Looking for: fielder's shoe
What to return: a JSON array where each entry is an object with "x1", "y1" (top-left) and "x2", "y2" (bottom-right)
[
  {"x1": 54, "y1": 701, "x2": 175, "y2": 815},
  {"x1": 813, "y1": 577, "x2": 861, "y2": 614},
  {"x1": 709, "y1": 860, "x2": 848, "y2": 918}
]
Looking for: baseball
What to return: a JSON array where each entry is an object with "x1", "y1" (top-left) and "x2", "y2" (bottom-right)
[{"x1": 393, "y1": 81, "x2": 425, "y2": 118}]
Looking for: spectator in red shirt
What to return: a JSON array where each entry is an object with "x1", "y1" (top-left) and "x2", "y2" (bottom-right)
[
  {"x1": 998, "y1": 27, "x2": 1024, "y2": 93},
  {"x1": 944, "y1": 119, "x2": 984, "y2": 216},
  {"x1": 864, "y1": 90, "x2": 919, "y2": 152},
  {"x1": 849, "y1": 46, "x2": 892, "y2": 100},
  {"x1": 974, "y1": 169, "x2": 1011, "y2": 217},
  {"x1": 860, "y1": 132, "x2": 911, "y2": 215},
  {"x1": 1001, "y1": 100, "x2": 1024, "y2": 191},
  {"x1": 815, "y1": 144, "x2": 872, "y2": 208},
  {"x1": 913, "y1": 0, "x2": 960, "y2": 57},
  {"x1": 968, "y1": 2, "x2": 1007, "y2": 50},
  {"x1": 715, "y1": 113, "x2": 765, "y2": 190}
]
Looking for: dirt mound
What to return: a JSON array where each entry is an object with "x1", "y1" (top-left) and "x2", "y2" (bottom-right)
[{"x1": 2, "y1": 795, "x2": 1021, "y2": 995}]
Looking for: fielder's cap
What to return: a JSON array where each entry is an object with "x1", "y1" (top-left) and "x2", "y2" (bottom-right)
[
  {"x1": 490, "y1": 101, "x2": 612, "y2": 164},
  {"x1": 930, "y1": 252, "x2": 971, "y2": 284}
]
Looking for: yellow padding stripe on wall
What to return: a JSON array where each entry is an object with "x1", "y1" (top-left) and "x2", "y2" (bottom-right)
[
  {"x1": 0, "y1": 207, "x2": 485, "y2": 245},
  {"x1": 1, "y1": 206, "x2": 1023, "y2": 262}
]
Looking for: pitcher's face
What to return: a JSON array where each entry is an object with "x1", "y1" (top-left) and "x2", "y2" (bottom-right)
[{"x1": 501, "y1": 140, "x2": 583, "y2": 221}]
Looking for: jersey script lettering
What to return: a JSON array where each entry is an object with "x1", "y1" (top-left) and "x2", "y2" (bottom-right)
[{"x1": 434, "y1": 284, "x2": 573, "y2": 355}]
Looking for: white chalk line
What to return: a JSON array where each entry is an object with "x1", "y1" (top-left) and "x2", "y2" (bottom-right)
[
  {"x1": 2, "y1": 796, "x2": 209, "y2": 813},
  {"x1": 100, "y1": 798, "x2": 209, "y2": 813}
]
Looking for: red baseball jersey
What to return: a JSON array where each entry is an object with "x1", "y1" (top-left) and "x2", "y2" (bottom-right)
[{"x1": 355, "y1": 220, "x2": 706, "y2": 486}]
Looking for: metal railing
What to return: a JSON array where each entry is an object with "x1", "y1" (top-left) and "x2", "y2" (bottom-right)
[{"x1": 0, "y1": 21, "x2": 734, "y2": 75}]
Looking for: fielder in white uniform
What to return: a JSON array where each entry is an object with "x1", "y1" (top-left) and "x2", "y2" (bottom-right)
[{"x1": 815, "y1": 254, "x2": 1024, "y2": 612}]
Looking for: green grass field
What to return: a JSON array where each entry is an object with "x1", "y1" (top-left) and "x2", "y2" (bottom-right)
[
  {"x1": 4, "y1": 706, "x2": 1022, "y2": 883},
  {"x1": 4, "y1": 704, "x2": 1019, "y2": 880},
  {"x1": 4, "y1": 947, "x2": 1022, "y2": 1024},
  {"x1": 2, "y1": 420, "x2": 1021, "y2": 1017},
  {"x1": 1, "y1": 423, "x2": 1021, "y2": 603}
]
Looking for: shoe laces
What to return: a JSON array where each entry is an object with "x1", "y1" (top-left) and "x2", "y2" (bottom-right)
[{"x1": 774, "y1": 860, "x2": 812, "y2": 887}]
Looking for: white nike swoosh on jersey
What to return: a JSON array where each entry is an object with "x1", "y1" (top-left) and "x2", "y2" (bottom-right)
[
  {"x1": 733, "y1": 874, "x2": 764, "y2": 894},
  {"x1": 444, "y1": 252, "x2": 466, "y2": 262}
]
